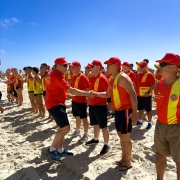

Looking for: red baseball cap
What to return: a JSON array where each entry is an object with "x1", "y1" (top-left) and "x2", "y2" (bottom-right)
[
  {"x1": 139, "y1": 61, "x2": 147, "y2": 68},
  {"x1": 85, "y1": 64, "x2": 91, "y2": 69},
  {"x1": 71, "y1": 61, "x2": 81, "y2": 67},
  {"x1": 122, "y1": 62, "x2": 130, "y2": 67},
  {"x1": 6, "y1": 68, "x2": 11, "y2": 71},
  {"x1": 156, "y1": 53, "x2": 180, "y2": 66},
  {"x1": 54, "y1": 57, "x2": 70, "y2": 65},
  {"x1": 104, "y1": 57, "x2": 121, "y2": 67},
  {"x1": 89, "y1": 60, "x2": 102, "y2": 67}
]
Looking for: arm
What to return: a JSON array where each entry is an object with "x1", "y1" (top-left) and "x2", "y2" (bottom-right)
[
  {"x1": 36, "y1": 75, "x2": 42, "y2": 84},
  {"x1": 67, "y1": 87, "x2": 90, "y2": 97},
  {"x1": 92, "y1": 85, "x2": 110, "y2": 98},
  {"x1": 119, "y1": 75, "x2": 138, "y2": 126}
]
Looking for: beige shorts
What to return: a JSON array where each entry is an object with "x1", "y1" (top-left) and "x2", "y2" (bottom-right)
[{"x1": 154, "y1": 121, "x2": 180, "y2": 162}]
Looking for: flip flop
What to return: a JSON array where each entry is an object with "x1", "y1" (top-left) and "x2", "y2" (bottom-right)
[
  {"x1": 118, "y1": 165, "x2": 132, "y2": 171},
  {"x1": 112, "y1": 161, "x2": 122, "y2": 166}
]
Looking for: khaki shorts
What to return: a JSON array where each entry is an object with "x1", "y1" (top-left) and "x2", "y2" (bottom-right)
[{"x1": 154, "y1": 121, "x2": 180, "y2": 162}]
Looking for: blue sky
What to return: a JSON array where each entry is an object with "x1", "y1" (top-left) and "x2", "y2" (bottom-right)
[{"x1": 0, "y1": 0, "x2": 180, "y2": 72}]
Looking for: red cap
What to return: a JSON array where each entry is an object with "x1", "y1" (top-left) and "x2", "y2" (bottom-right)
[
  {"x1": 139, "y1": 61, "x2": 147, "y2": 68},
  {"x1": 69, "y1": 64, "x2": 73, "y2": 67},
  {"x1": 122, "y1": 62, "x2": 130, "y2": 67},
  {"x1": 71, "y1": 61, "x2": 81, "y2": 67},
  {"x1": 47, "y1": 65, "x2": 50, "y2": 71},
  {"x1": 85, "y1": 64, "x2": 91, "y2": 69},
  {"x1": 104, "y1": 57, "x2": 121, "y2": 67},
  {"x1": 6, "y1": 68, "x2": 11, "y2": 71},
  {"x1": 156, "y1": 53, "x2": 180, "y2": 66},
  {"x1": 89, "y1": 60, "x2": 102, "y2": 67},
  {"x1": 54, "y1": 57, "x2": 70, "y2": 65}
]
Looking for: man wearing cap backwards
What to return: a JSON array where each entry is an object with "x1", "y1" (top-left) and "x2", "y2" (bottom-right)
[
  {"x1": 69, "y1": 61, "x2": 90, "y2": 143},
  {"x1": 92, "y1": 57, "x2": 138, "y2": 170},
  {"x1": 85, "y1": 60, "x2": 110, "y2": 155},
  {"x1": 122, "y1": 62, "x2": 136, "y2": 89},
  {"x1": 153, "y1": 53, "x2": 180, "y2": 180},
  {"x1": 136, "y1": 61, "x2": 156, "y2": 130},
  {"x1": 45, "y1": 57, "x2": 91, "y2": 161}
]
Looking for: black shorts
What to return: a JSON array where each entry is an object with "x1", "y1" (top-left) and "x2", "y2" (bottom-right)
[
  {"x1": 48, "y1": 105, "x2": 69, "y2": 128},
  {"x1": 107, "y1": 97, "x2": 111, "y2": 103},
  {"x1": 43, "y1": 91, "x2": 46, "y2": 97},
  {"x1": 28, "y1": 91, "x2": 34, "y2": 93},
  {"x1": 89, "y1": 105, "x2": 108, "y2": 129},
  {"x1": 16, "y1": 86, "x2": 23, "y2": 90},
  {"x1": 12, "y1": 86, "x2": 18, "y2": 97},
  {"x1": 72, "y1": 101, "x2": 87, "y2": 119},
  {"x1": 34, "y1": 93, "x2": 43, "y2": 96},
  {"x1": 115, "y1": 109, "x2": 132, "y2": 134},
  {"x1": 137, "y1": 96, "x2": 152, "y2": 112}
]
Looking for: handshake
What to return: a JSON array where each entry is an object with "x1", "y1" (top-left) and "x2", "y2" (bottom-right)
[{"x1": 86, "y1": 91, "x2": 99, "y2": 98}]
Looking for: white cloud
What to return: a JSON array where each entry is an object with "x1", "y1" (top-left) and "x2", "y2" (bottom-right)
[
  {"x1": 0, "y1": 50, "x2": 5, "y2": 54},
  {"x1": 0, "y1": 17, "x2": 20, "y2": 28}
]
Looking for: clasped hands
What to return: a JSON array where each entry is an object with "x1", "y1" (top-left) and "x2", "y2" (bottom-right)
[{"x1": 86, "y1": 91, "x2": 99, "y2": 98}]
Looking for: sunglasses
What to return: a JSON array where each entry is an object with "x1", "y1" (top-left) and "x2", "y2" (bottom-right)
[
  {"x1": 107, "y1": 64, "x2": 113, "y2": 67},
  {"x1": 159, "y1": 62, "x2": 171, "y2": 67},
  {"x1": 59, "y1": 64, "x2": 68, "y2": 68},
  {"x1": 40, "y1": 66, "x2": 45, "y2": 69}
]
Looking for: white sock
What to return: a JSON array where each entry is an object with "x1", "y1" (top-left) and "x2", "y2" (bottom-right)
[
  {"x1": 104, "y1": 143, "x2": 109, "y2": 146},
  {"x1": 76, "y1": 129, "x2": 80, "y2": 132},
  {"x1": 139, "y1": 120, "x2": 143, "y2": 123},
  {"x1": 49, "y1": 147, "x2": 56, "y2": 152},
  {"x1": 58, "y1": 147, "x2": 64, "y2": 153},
  {"x1": 94, "y1": 137, "x2": 98, "y2": 141}
]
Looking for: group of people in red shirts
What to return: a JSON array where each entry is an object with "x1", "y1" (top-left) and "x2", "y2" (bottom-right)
[{"x1": 2, "y1": 53, "x2": 180, "y2": 178}]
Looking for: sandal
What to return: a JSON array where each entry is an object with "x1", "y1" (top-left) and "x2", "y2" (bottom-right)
[
  {"x1": 112, "y1": 161, "x2": 122, "y2": 166},
  {"x1": 118, "y1": 165, "x2": 132, "y2": 171}
]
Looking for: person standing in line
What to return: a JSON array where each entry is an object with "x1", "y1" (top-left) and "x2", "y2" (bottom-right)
[
  {"x1": 92, "y1": 57, "x2": 138, "y2": 170},
  {"x1": 69, "y1": 61, "x2": 90, "y2": 142},
  {"x1": 85, "y1": 60, "x2": 110, "y2": 155}
]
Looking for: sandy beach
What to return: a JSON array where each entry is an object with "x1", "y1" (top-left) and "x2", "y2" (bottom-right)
[{"x1": 0, "y1": 82, "x2": 177, "y2": 180}]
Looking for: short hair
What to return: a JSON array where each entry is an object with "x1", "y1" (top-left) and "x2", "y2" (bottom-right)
[
  {"x1": 143, "y1": 59, "x2": 149, "y2": 64},
  {"x1": 130, "y1": 63, "x2": 133, "y2": 68},
  {"x1": 23, "y1": 67, "x2": 27, "y2": 70},
  {"x1": 32, "y1": 67, "x2": 39, "y2": 74},
  {"x1": 41, "y1": 63, "x2": 48, "y2": 67}
]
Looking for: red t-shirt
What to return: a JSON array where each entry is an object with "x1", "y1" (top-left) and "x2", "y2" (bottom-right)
[
  {"x1": 125, "y1": 70, "x2": 136, "y2": 83},
  {"x1": 89, "y1": 72, "x2": 108, "y2": 106},
  {"x1": 136, "y1": 71, "x2": 155, "y2": 97},
  {"x1": 46, "y1": 70, "x2": 71, "y2": 109},
  {"x1": 155, "y1": 79, "x2": 180, "y2": 124},
  {"x1": 71, "y1": 72, "x2": 89, "y2": 103}
]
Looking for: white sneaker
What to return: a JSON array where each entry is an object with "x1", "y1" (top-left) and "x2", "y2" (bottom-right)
[
  {"x1": 69, "y1": 130, "x2": 80, "y2": 137},
  {"x1": 79, "y1": 134, "x2": 88, "y2": 143}
]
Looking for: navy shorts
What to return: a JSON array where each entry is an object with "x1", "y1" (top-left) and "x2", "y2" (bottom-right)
[
  {"x1": 137, "y1": 96, "x2": 152, "y2": 112},
  {"x1": 72, "y1": 101, "x2": 87, "y2": 119},
  {"x1": 115, "y1": 109, "x2": 132, "y2": 134},
  {"x1": 48, "y1": 105, "x2": 69, "y2": 128},
  {"x1": 89, "y1": 105, "x2": 108, "y2": 129}
]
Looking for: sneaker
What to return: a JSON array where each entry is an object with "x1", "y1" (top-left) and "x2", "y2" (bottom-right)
[
  {"x1": 79, "y1": 134, "x2": 88, "y2": 143},
  {"x1": 69, "y1": 130, "x2": 80, "y2": 137},
  {"x1": 136, "y1": 120, "x2": 143, "y2": 126},
  {"x1": 85, "y1": 138, "x2": 99, "y2": 146},
  {"x1": 57, "y1": 150, "x2": 74, "y2": 157},
  {"x1": 146, "y1": 123, "x2": 152, "y2": 130},
  {"x1": 46, "y1": 148, "x2": 61, "y2": 161},
  {"x1": 100, "y1": 144, "x2": 110, "y2": 155}
]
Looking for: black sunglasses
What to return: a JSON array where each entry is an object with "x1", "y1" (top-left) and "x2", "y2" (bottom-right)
[
  {"x1": 159, "y1": 62, "x2": 171, "y2": 67},
  {"x1": 59, "y1": 64, "x2": 68, "y2": 68}
]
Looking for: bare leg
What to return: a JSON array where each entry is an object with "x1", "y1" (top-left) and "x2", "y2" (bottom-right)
[
  {"x1": 94, "y1": 125, "x2": 100, "y2": 138},
  {"x1": 146, "y1": 111, "x2": 152, "y2": 122},
  {"x1": 156, "y1": 152, "x2": 166, "y2": 180},
  {"x1": 50, "y1": 125, "x2": 70, "y2": 148},
  {"x1": 82, "y1": 118, "x2": 89, "y2": 134},
  {"x1": 102, "y1": 127, "x2": 109, "y2": 144},
  {"x1": 138, "y1": 110, "x2": 144, "y2": 120}
]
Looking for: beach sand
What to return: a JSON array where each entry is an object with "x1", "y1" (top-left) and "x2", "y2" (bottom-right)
[{"x1": 0, "y1": 83, "x2": 177, "y2": 180}]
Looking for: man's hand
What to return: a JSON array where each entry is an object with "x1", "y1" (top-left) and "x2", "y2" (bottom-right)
[{"x1": 129, "y1": 112, "x2": 138, "y2": 126}]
